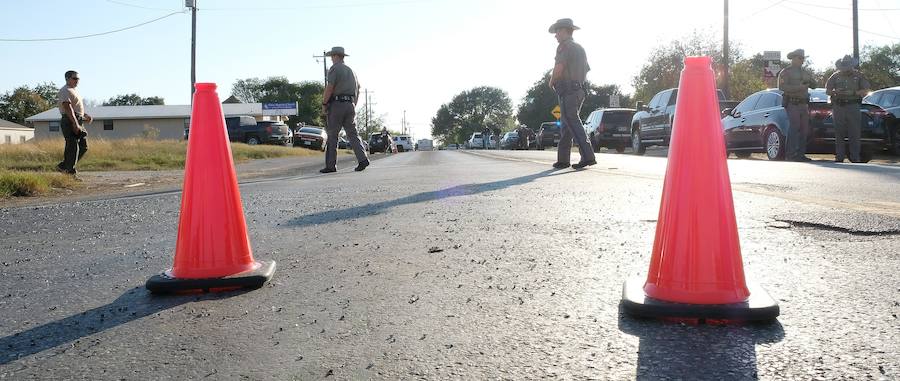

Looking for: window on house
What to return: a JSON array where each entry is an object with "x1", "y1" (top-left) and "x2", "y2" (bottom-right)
[
  {"x1": 49, "y1": 121, "x2": 60, "y2": 132},
  {"x1": 104, "y1": 120, "x2": 114, "y2": 130},
  {"x1": 4, "y1": 135, "x2": 10, "y2": 144},
  {"x1": 19, "y1": 136, "x2": 26, "y2": 143}
]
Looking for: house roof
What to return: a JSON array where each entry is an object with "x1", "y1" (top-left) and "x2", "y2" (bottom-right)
[
  {"x1": 25, "y1": 103, "x2": 263, "y2": 122},
  {"x1": 0, "y1": 119, "x2": 31, "y2": 130}
]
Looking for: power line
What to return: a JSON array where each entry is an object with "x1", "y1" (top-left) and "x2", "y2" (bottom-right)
[
  {"x1": 0, "y1": 11, "x2": 186, "y2": 42},
  {"x1": 203, "y1": 0, "x2": 438, "y2": 11},
  {"x1": 786, "y1": 0, "x2": 900, "y2": 11},
  {"x1": 781, "y1": 4, "x2": 900, "y2": 39},
  {"x1": 105, "y1": 0, "x2": 181, "y2": 11},
  {"x1": 738, "y1": 0, "x2": 789, "y2": 21}
]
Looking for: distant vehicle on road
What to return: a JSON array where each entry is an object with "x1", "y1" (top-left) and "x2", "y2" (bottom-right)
[
  {"x1": 255, "y1": 120, "x2": 293, "y2": 146},
  {"x1": 537, "y1": 122, "x2": 560, "y2": 149},
  {"x1": 721, "y1": 88, "x2": 891, "y2": 161},
  {"x1": 499, "y1": 131, "x2": 519, "y2": 149},
  {"x1": 583, "y1": 108, "x2": 635, "y2": 153},
  {"x1": 631, "y1": 88, "x2": 736, "y2": 155},
  {"x1": 466, "y1": 132, "x2": 484, "y2": 149},
  {"x1": 393, "y1": 135, "x2": 414, "y2": 152},
  {"x1": 416, "y1": 139, "x2": 434, "y2": 151},
  {"x1": 293, "y1": 126, "x2": 327, "y2": 151},
  {"x1": 863, "y1": 86, "x2": 900, "y2": 154},
  {"x1": 368, "y1": 132, "x2": 393, "y2": 154}
]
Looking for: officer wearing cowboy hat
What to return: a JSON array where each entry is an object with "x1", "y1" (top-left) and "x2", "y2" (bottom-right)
[
  {"x1": 777, "y1": 48, "x2": 816, "y2": 161},
  {"x1": 826, "y1": 55, "x2": 871, "y2": 163},
  {"x1": 320, "y1": 46, "x2": 369, "y2": 173},
  {"x1": 548, "y1": 18, "x2": 596, "y2": 169}
]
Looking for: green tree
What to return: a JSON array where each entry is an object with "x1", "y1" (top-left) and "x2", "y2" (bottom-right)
[
  {"x1": 859, "y1": 43, "x2": 899, "y2": 90},
  {"x1": 430, "y1": 86, "x2": 513, "y2": 144},
  {"x1": 516, "y1": 71, "x2": 630, "y2": 130},
  {"x1": 230, "y1": 77, "x2": 324, "y2": 128},
  {"x1": 632, "y1": 31, "x2": 740, "y2": 103},
  {"x1": 103, "y1": 93, "x2": 165, "y2": 106},
  {"x1": 0, "y1": 83, "x2": 57, "y2": 125},
  {"x1": 355, "y1": 105, "x2": 387, "y2": 138}
]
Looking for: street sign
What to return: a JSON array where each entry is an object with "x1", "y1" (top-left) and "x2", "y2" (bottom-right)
[
  {"x1": 763, "y1": 51, "x2": 781, "y2": 61},
  {"x1": 262, "y1": 102, "x2": 298, "y2": 116},
  {"x1": 551, "y1": 105, "x2": 561, "y2": 119},
  {"x1": 764, "y1": 63, "x2": 781, "y2": 78},
  {"x1": 609, "y1": 93, "x2": 620, "y2": 108}
]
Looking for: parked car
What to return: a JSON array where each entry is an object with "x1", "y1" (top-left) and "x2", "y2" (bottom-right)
[
  {"x1": 443, "y1": 143, "x2": 460, "y2": 150},
  {"x1": 393, "y1": 135, "x2": 414, "y2": 152},
  {"x1": 631, "y1": 88, "x2": 735, "y2": 155},
  {"x1": 583, "y1": 108, "x2": 635, "y2": 153},
  {"x1": 293, "y1": 126, "x2": 327, "y2": 150},
  {"x1": 255, "y1": 121, "x2": 292, "y2": 146},
  {"x1": 499, "y1": 131, "x2": 520, "y2": 149},
  {"x1": 537, "y1": 122, "x2": 560, "y2": 149},
  {"x1": 203, "y1": 116, "x2": 290, "y2": 145},
  {"x1": 368, "y1": 132, "x2": 393, "y2": 154},
  {"x1": 337, "y1": 137, "x2": 349, "y2": 149},
  {"x1": 466, "y1": 132, "x2": 484, "y2": 149},
  {"x1": 863, "y1": 86, "x2": 900, "y2": 154},
  {"x1": 721, "y1": 88, "x2": 891, "y2": 161}
]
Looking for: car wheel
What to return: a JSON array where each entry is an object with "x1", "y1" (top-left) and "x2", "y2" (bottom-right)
[
  {"x1": 859, "y1": 149, "x2": 873, "y2": 163},
  {"x1": 398, "y1": 146, "x2": 405, "y2": 152},
  {"x1": 735, "y1": 151, "x2": 752, "y2": 159},
  {"x1": 246, "y1": 136, "x2": 260, "y2": 145},
  {"x1": 590, "y1": 133, "x2": 600, "y2": 152},
  {"x1": 891, "y1": 127, "x2": 900, "y2": 155},
  {"x1": 631, "y1": 129, "x2": 646, "y2": 155},
  {"x1": 615, "y1": 145, "x2": 625, "y2": 153},
  {"x1": 764, "y1": 128, "x2": 785, "y2": 161}
]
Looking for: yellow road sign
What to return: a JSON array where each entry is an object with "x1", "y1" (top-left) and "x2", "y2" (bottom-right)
[{"x1": 551, "y1": 105, "x2": 561, "y2": 119}]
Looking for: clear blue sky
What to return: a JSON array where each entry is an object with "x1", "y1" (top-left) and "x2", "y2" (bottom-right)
[{"x1": 2, "y1": 0, "x2": 898, "y2": 138}]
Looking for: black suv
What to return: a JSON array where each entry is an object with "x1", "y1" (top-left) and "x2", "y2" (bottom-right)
[
  {"x1": 368, "y1": 133, "x2": 392, "y2": 154},
  {"x1": 220, "y1": 116, "x2": 291, "y2": 145},
  {"x1": 537, "y1": 122, "x2": 560, "y2": 149},
  {"x1": 631, "y1": 88, "x2": 734, "y2": 155}
]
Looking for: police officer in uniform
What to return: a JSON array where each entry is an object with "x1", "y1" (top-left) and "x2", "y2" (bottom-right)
[
  {"x1": 826, "y1": 55, "x2": 871, "y2": 163},
  {"x1": 320, "y1": 46, "x2": 369, "y2": 173},
  {"x1": 548, "y1": 18, "x2": 596, "y2": 169},
  {"x1": 777, "y1": 49, "x2": 816, "y2": 162}
]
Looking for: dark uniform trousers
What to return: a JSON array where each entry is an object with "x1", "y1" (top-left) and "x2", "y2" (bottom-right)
[
  {"x1": 784, "y1": 101, "x2": 809, "y2": 159},
  {"x1": 557, "y1": 83, "x2": 595, "y2": 164},
  {"x1": 325, "y1": 101, "x2": 368, "y2": 169},
  {"x1": 58, "y1": 117, "x2": 88, "y2": 173},
  {"x1": 832, "y1": 102, "x2": 862, "y2": 162}
]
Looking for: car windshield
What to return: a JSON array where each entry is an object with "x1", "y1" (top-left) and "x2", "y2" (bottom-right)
[
  {"x1": 299, "y1": 128, "x2": 322, "y2": 134},
  {"x1": 602, "y1": 112, "x2": 633, "y2": 125},
  {"x1": 809, "y1": 89, "x2": 829, "y2": 103},
  {"x1": 541, "y1": 123, "x2": 558, "y2": 130},
  {"x1": 508, "y1": 132, "x2": 518, "y2": 137}
]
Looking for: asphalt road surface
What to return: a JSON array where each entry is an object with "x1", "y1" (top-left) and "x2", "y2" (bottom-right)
[{"x1": 1, "y1": 149, "x2": 898, "y2": 380}]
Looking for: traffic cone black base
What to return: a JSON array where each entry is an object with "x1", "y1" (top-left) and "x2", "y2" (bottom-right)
[
  {"x1": 620, "y1": 277, "x2": 779, "y2": 321},
  {"x1": 146, "y1": 260, "x2": 276, "y2": 294}
]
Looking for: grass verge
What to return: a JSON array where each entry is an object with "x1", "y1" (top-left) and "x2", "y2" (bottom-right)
[
  {"x1": 0, "y1": 138, "x2": 321, "y2": 198},
  {"x1": 0, "y1": 171, "x2": 79, "y2": 198},
  {"x1": 0, "y1": 138, "x2": 320, "y2": 172}
]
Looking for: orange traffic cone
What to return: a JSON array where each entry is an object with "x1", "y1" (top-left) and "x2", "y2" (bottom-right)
[
  {"x1": 146, "y1": 83, "x2": 275, "y2": 294},
  {"x1": 620, "y1": 57, "x2": 778, "y2": 321}
]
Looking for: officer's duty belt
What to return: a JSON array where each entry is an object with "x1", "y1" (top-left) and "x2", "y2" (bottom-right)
[{"x1": 331, "y1": 95, "x2": 355, "y2": 102}]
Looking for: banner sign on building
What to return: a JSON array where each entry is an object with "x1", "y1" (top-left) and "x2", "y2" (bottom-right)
[{"x1": 262, "y1": 102, "x2": 298, "y2": 116}]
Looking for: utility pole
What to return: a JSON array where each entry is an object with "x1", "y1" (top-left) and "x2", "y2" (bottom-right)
[
  {"x1": 313, "y1": 51, "x2": 328, "y2": 85},
  {"x1": 402, "y1": 110, "x2": 407, "y2": 135},
  {"x1": 852, "y1": 0, "x2": 859, "y2": 63},
  {"x1": 188, "y1": 0, "x2": 197, "y2": 101},
  {"x1": 722, "y1": 0, "x2": 729, "y2": 99},
  {"x1": 365, "y1": 88, "x2": 369, "y2": 135}
]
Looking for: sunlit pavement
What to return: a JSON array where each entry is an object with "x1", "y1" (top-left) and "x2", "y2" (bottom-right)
[{"x1": 1, "y1": 150, "x2": 898, "y2": 379}]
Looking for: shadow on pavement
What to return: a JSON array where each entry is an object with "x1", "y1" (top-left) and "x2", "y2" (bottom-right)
[
  {"x1": 285, "y1": 169, "x2": 569, "y2": 228},
  {"x1": 0, "y1": 287, "x2": 249, "y2": 366},
  {"x1": 618, "y1": 307, "x2": 785, "y2": 380}
]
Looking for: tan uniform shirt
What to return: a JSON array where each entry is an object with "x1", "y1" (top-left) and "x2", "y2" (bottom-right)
[
  {"x1": 555, "y1": 38, "x2": 590, "y2": 82},
  {"x1": 777, "y1": 66, "x2": 815, "y2": 100},
  {"x1": 826, "y1": 70, "x2": 871, "y2": 101},
  {"x1": 57, "y1": 85, "x2": 84, "y2": 118},
  {"x1": 327, "y1": 62, "x2": 359, "y2": 97}
]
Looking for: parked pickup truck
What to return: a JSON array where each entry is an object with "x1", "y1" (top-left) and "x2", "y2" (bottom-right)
[{"x1": 630, "y1": 88, "x2": 737, "y2": 155}]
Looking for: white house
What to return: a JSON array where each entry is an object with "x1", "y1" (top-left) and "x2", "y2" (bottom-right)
[
  {"x1": 0, "y1": 119, "x2": 34, "y2": 144},
  {"x1": 25, "y1": 103, "x2": 272, "y2": 140}
]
